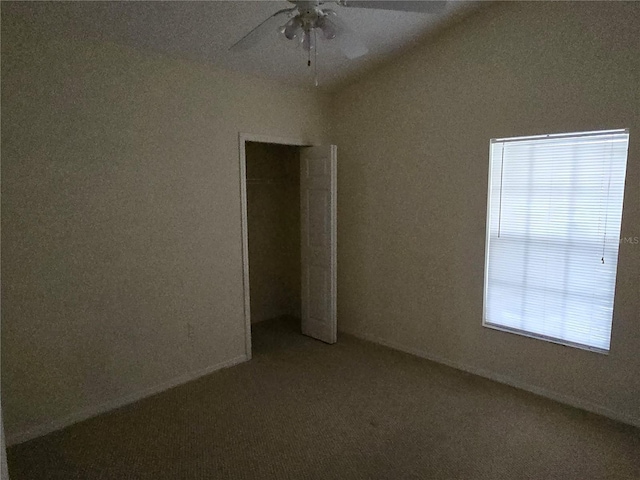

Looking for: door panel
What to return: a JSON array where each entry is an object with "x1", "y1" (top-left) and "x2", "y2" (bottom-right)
[
  {"x1": 300, "y1": 145, "x2": 337, "y2": 344},
  {"x1": 308, "y1": 265, "x2": 329, "y2": 319},
  {"x1": 308, "y1": 190, "x2": 328, "y2": 247}
]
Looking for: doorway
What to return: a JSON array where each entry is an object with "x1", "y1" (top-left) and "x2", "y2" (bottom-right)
[
  {"x1": 246, "y1": 140, "x2": 301, "y2": 350},
  {"x1": 238, "y1": 133, "x2": 337, "y2": 359}
]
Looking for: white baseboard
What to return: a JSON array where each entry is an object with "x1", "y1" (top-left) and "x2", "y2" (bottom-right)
[
  {"x1": 342, "y1": 329, "x2": 640, "y2": 429},
  {"x1": 7, "y1": 354, "x2": 248, "y2": 447}
]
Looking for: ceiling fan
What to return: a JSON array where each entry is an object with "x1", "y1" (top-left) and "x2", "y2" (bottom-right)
[{"x1": 229, "y1": 1, "x2": 447, "y2": 60}]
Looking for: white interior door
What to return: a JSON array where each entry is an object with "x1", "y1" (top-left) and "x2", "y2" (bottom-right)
[{"x1": 300, "y1": 145, "x2": 337, "y2": 344}]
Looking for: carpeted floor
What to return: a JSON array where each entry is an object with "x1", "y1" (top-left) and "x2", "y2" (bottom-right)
[{"x1": 7, "y1": 317, "x2": 640, "y2": 479}]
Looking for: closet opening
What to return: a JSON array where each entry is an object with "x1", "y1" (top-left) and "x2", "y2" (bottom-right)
[
  {"x1": 245, "y1": 141, "x2": 302, "y2": 349},
  {"x1": 239, "y1": 133, "x2": 337, "y2": 360}
]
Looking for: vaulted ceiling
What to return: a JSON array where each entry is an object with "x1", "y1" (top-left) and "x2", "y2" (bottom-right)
[{"x1": 3, "y1": 1, "x2": 480, "y2": 89}]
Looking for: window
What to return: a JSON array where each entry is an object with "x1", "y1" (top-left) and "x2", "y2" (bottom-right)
[{"x1": 483, "y1": 129, "x2": 629, "y2": 353}]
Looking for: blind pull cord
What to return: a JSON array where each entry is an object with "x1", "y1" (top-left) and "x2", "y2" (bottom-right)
[
  {"x1": 497, "y1": 144, "x2": 505, "y2": 238},
  {"x1": 601, "y1": 135, "x2": 615, "y2": 264}
]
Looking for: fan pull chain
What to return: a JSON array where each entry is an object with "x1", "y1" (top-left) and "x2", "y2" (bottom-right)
[{"x1": 314, "y1": 29, "x2": 318, "y2": 87}]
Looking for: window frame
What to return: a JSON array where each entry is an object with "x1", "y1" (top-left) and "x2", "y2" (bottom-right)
[{"x1": 481, "y1": 129, "x2": 630, "y2": 354}]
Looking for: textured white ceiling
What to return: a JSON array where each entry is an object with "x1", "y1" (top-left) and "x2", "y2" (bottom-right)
[{"x1": 3, "y1": 1, "x2": 477, "y2": 89}]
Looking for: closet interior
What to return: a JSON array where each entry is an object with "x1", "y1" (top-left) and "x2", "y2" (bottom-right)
[{"x1": 246, "y1": 141, "x2": 302, "y2": 329}]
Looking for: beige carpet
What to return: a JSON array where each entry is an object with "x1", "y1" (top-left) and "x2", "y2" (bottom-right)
[{"x1": 7, "y1": 317, "x2": 640, "y2": 479}]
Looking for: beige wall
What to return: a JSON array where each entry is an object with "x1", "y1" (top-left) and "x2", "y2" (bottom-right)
[
  {"x1": 0, "y1": 23, "x2": 326, "y2": 441},
  {"x1": 330, "y1": 1, "x2": 640, "y2": 426},
  {"x1": 246, "y1": 142, "x2": 301, "y2": 324}
]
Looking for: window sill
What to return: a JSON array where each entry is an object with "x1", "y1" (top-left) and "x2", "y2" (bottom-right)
[{"x1": 482, "y1": 321, "x2": 610, "y2": 355}]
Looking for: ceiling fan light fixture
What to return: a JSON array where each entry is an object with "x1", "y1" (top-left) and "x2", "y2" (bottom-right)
[
  {"x1": 320, "y1": 19, "x2": 337, "y2": 40},
  {"x1": 283, "y1": 17, "x2": 303, "y2": 40}
]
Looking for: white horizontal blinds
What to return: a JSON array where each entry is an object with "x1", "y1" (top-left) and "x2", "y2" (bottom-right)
[{"x1": 484, "y1": 130, "x2": 629, "y2": 352}]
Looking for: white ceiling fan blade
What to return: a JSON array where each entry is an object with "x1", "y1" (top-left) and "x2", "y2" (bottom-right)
[
  {"x1": 229, "y1": 7, "x2": 296, "y2": 52},
  {"x1": 340, "y1": 1, "x2": 447, "y2": 14},
  {"x1": 327, "y1": 14, "x2": 369, "y2": 59}
]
